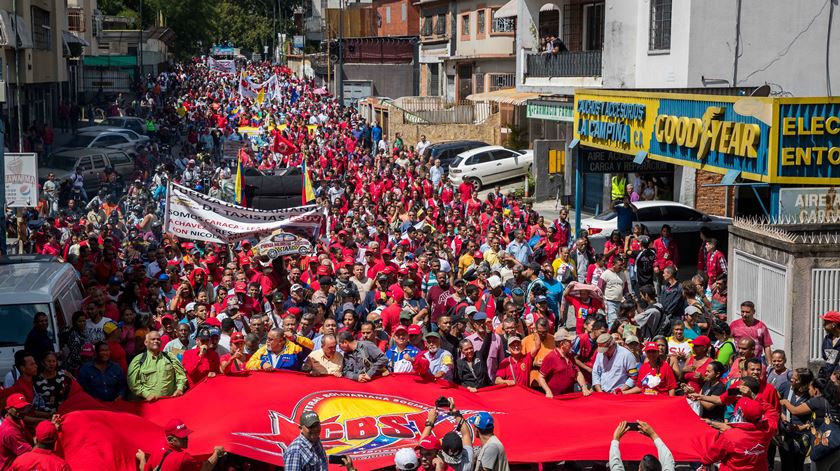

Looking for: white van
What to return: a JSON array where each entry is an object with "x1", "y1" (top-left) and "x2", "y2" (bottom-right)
[{"x1": 0, "y1": 258, "x2": 85, "y2": 377}]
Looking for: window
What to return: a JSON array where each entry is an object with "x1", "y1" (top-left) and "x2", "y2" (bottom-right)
[
  {"x1": 422, "y1": 16, "x2": 433, "y2": 36},
  {"x1": 636, "y1": 207, "x2": 664, "y2": 222},
  {"x1": 491, "y1": 16, "x2": 515, "y2": 33},
  {"x1": 77, "y1": 156, "x2": 92, "y2": 171},
  {"x1": 435, "y1": 13, "x2": 446, "y2": 35},
  {"x1": 461, "y1": 13, "x2": 470, "y2": 35},
  {"x1": 583, "y1": 3, "x2": 604, "y2": 51},
  {"x1": 477, "y1": 10, "x2": 485, "y2": 34},
  {"x1": 31, "y1": 6, "x2": 51, "y2": 50},
  {"x1": 109, "y1": 153, "x2": 131, "y2": 165},
  {"x1": 0, "y1": 304, "x2": 51, "y2": 347},
  {"x1": 401, "y1": 3, "x2": 407, "y2": 22},
  {"x1": 91, "y1": 155, "x2": 106, "y2": 169},
  {"x1": 492, "y1": 150, "x2": 517, "y2": 160},
  {"x1": 385, "y1": 6, "x2": 391, "y2": 24},
  {"x1": 427, "y1": 63, "x2": 439, "y2": 95},
  {"x1": 649, "y1": 0, "x2": 672, "y2": 50},
  {"x1": 660, "y1": 206, "x2": 703, "y2": 221},
  {"x1": 68, "y1": 9, "x2": 84, "y2": 32}
]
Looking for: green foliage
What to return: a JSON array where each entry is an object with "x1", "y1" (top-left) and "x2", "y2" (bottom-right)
[{"x1": 504, "y1": 125, "x2": 528, "y2": 151}]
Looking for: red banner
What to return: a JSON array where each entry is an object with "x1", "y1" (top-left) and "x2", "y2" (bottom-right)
[{"x1": 58, "y1": 372, "x2": 717, "y2": 470}]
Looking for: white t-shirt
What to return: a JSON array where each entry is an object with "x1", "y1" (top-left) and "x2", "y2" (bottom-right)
[{"x1": 85, "y1": 317, "x2": 113, "y2": 343}]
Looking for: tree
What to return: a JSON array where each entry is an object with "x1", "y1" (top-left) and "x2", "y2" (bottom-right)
[{"x1": 209, "y1": 0, "x2": 273, "y2": 56}]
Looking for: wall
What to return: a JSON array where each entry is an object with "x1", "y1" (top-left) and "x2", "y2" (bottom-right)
[
  {"x1": 387, "y1": 106, "x2": 502, "y2": 145},
  {"x1": 454, "y1": 0, "x2": 515, "y2": 58},
  {"x1": 694, "y1": 170, "x2": 734, "y2": 217},
  {"x1": 376, "y1": 0, "x2": 420, "y2": 36},
  {"x1": 688, "y1": 0, "x2": 840, "y2": 96},
  {"x1": 630, "y1": 0, "x2": 691, "y2": 88},
  {"x1": 342, "y1": 63, "x2": 417, "y2": 98},
  {"x1": 601, "y1": 0, "x2": 637, "y2": 89}
]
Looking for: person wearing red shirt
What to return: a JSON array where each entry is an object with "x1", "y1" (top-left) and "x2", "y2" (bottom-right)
[
  {"x1": 700, "y1": 397, "x2": 776, "y2": 471},
  {"x1": 729, "y1": 300, "x2": 773, "y2": 360},
  {"x1": 536, "y1": 330, "x2": 592, "y2": 398},
  {"x1": 681, "y1": 335, "x2": 713, "y2": 393},
  {"x1": 563, "y1": 282, "x2": 603, "y2": 335},
  {"x1": 181, "y1": 328, "x2": 221, "y2": 387},
  {"x1": 0, "y1": 394, "x2": 33, "y2": 470},
  {"x1": 652, "y1": 224, "x2": 679, "y2": 272},
  {"x1": 457, "y1": 180, "x2": 473, "y2": 204},
  {"x1": 704, "y1": 238, "x2": 727, "y2": 289},
  {"x1": 10, "y1": 421, "x2": 69, "y2": 471},
  {"x1": 139, "y1": 419, "x2": 226, "y2": 471},
  {"x1": 627, "y1": 342, "x2": 677, "y2": 396},
  {"x1": 220, "y1": 332, "x2": 248, "y2": 374},
  {"x1": 494, "y1": 335, "x2": 533, "y2": 388},
  {"x1": 104, "y1": 322, "x2": 128, "y2": 373}
]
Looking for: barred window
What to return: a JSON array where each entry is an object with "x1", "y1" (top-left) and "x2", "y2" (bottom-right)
[
  {"x1": 477, "y1": 10, "x2": 485, "y2": 34},
  {"x1": 31, "y1": 7, "x2": 51, "y2": 50},
  {"x1": 649, "y1": 0, "x2": 672, "y2": 51},
  {"x1": 435, "y1": 13, "x2": 446, "y2": 35},
  {"x1": 422, "y1": 16, "x2": 433, "y2": 36},
  {"x1": 461, "y1": 13, "x2": 470, "y2": 35},
  {"x1": 491, "y1": 16, "x2": 515, "y2": 33},
  {"x1": 68, "y1": 9, "x2": 84, "y2": 32}
]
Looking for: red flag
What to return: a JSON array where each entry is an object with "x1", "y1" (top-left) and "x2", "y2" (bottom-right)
[
  {"x1": 272, "y1": 131, "x2": 299, "y2": 155},
  {"x1": 59, "y1": 373, "x2": 718, "y2": 469}
]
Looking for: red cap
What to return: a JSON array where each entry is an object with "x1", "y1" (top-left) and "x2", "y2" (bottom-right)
[
  {"x1": 164, "y1": 418, "x2": 193, "y2": 438},
  {"x1": 416, "y1": 436, "x2": 441, "y2": 451},
  {"x1": 381, "y1": 248, "x2": 392, "y2": 256},
  {"x1": 203, "y1": 255, "x2": 219, "y2": 265},
  {"x1": 394, "y1": 325, "x2": 408, "y2": 335},
  {"x1": 398, "y1": 267, "x2": 409, "y2": 275},
  {"x1": 383, "y1": 266, "x2": 396, "y2": 275},
  {"x1": 822, "y1": 311, "x2": 840, "y2": 323},
  {"x1": 81, "y1": 342, "x2": 96, "y2": 357},
  {"x1": 288, "y1": 307, "x2": 302, "y2": 316},
  {"x1": 473, "y1": 251, "x2": 484, "y2": 259},
  {"x1": 35, "y1": 421, "x2": 58, "y2": 442},
  {"x1": 735, "y1": 397, "x2": 763, "y2": 423},
  {"x1": 5, "y1": 393, "x2": 30, "y2": 410},
  {"x1": 204, "y1": 317, "x2": 222, "y2": 328},
  {"x1": 692, "y1": 335, "x2": 711, "y2": 347},
  {"x1": 317, "y1": 266, "x2": 332, "y2": 276},
  {"x1": 231, "y1": 332, "x2": 245, "y2": 344},
  {"x1": 234, "y1": 282, "x2": 247, "y2": 293},
  {"x1": 408, "y1": 324, "x2": 422, "y2": 336},
  {"x1": 643, "y1": 341, "x2": 658, "y2": 353},
  {"x1": 162, "y1": 314, "x2": 176, "y2": 322}
]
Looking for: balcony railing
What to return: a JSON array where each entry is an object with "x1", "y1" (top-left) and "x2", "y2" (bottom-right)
[{"x1": 526, "y1": 50, "x2": 602, "y2": 78}]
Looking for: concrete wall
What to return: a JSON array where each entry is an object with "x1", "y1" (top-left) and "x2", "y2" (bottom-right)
[
  {"x1": 376, "y1": 0, "x2": 420, "y2": 36},
  {"x1": 387, "y1": 107, "x2": 503, "y2": 146},
  {"x1": 533, "y1": 139, "x2": 566, "y2": 202},
  {"x1": 454, "y1": 0, "x2": 516, "y2": 57},
  {"x1": 342, "y1": 63, "x2": 418, "y2": 99}
]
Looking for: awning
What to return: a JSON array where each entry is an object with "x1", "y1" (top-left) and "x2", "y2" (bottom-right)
[
  {"x1": 63, "y1": 31, "x2": 90, "y2": 47},
  {"x1": 493, "y1": 0, "x2": 519, "y2": 19},
  {"x1": 83, "y1": 55, "x2": 138, "y2": 67},
  {"x1": 466, "y1": 88, "x2": 540, "y2": 106},
  {"x1": 0, "y1": 10, "x2": 33, "y2": 48}
]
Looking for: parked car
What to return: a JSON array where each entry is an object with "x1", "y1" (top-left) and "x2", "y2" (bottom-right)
[
  {"x1": 61, "y1": 131, "x2": 140, "y2": 155},
  {"x1": 581, "y1": 200, "x2": 731, "y2": 255},
  {"x1": 448, "y1": 146, "x2": 533, "y2": 190},
  {"x1": 72, "y1": 126, "x2": 150, "y2": 148},
  {"x1": 79, "y1": 116, "x2": 146, "y2": 135},
  {"x1": 0, "y1": 257, "x2": 85, "y2": 378},
  {"x1": 39, "y1": 148, "x2": 134, "y2": 194},
  {"x1": 422, "y1": 140, "x2": 489, "y2": 173}
]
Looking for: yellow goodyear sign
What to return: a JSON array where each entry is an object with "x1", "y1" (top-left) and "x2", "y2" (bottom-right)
[{"x1": 574, "y1": 90, "x2": 840, "y2": 185}]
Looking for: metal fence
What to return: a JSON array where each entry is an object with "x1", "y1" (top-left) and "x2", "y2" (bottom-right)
[
  {"x1": 391, "y1": 97, "x2": 493, "y2": 124},
  {"x1": 526, "y1": 50, "x2": 602, "y2": 78}
]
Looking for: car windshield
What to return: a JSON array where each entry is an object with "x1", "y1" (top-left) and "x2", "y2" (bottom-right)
[
  {"x1": 102, "y1": 118, "x2": 124, "y2": 127},
  {"x1": 594, "y1": 210, "x2": 617, "y2": 221},
  {"x1": 0, "y1": 303, "x2": 52, "y2": 347},
  {"x1": 450, "y1": 157, "x2": 464, "y2": 168},
  {"x1": 45, "y1": 154, "x2": 79, "y2": 171},
  {"x1": 66, "y1": 135, "x2": 96, "y2": 147}
]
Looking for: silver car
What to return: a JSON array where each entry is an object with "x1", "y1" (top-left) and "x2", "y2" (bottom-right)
[{"x1": 62, "y1": 131, "x2": 141, "y2": 155}]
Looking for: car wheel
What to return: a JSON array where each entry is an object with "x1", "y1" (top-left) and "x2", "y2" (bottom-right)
[
  {"x1": 468, "y1": 177, "x2": 482, "y2": 192},
  {"x1": 267, "y1": 248, "x2": 279, "y2": 259}
]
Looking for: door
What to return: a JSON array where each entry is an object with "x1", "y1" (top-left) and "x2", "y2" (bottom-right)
[
  {"x1": 77, "y1": 156, "x2": 97, "y2": 191},
  {"x1": 464, "y1": 151, "x2": 494, "y2": 183},
  {"x1": 90, "y1": 155, "x2": 107, "y2": 191},
  {"x1": 108, "y1": 152, "x2": 133, "y2": 179},
  {"x1": 496, "y1": 149, "x2": 525, "y2": 181},
  {"x1": 457, "y1": 64, "x2": 473, "y2": 101}
]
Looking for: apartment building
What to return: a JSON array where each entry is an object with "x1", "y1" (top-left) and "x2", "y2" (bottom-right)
[{"x1": 375, "y1": 0, "x2": 420, "y2": 36}]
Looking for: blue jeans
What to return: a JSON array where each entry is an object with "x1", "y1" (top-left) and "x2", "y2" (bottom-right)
[{"x1": 606, "y1": 300, "x2": 620, "y2": 327}]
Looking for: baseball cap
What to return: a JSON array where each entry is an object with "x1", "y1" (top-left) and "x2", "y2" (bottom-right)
[
  {"x1": 408, "y1": 324, "x2": 422, "y2": 336},
  {"x1": 535, "y1": 295, "x2": 548, "y2": 304},
  {"x1": 473, "y1": 311, "x2": 488, "y2": 321},
  {"x1": 685, "y1": 305, "x2": 702, "y2": 317},
  {"x1": 643, "y1": 341, "x2": 659, "y2": 353},
  {"x1": 272, "y1": 292, "x2": 285, "y2": 302},
  {"x1": 196, "y1": 328, "x2": 212, "y2": 340},
  {"x1": 316, "y1": 265, "x2": 331, "y2": 276},
  {"x1": 424, "y1": 331, "x2": 442, "y2": 340},
  {"x1": 5, "y1": 393, "x2": 30, "y2": 410},
  {"x1": 290, "y1": 283, "x2": 304, "y2": 292},
  {"x1": 81, "y1": 342, "x2": 95, "y2": 357},
  {"x1": 822, "y1": 311, "x2": 840, "y2": 323},
  {"x1": 394, "y1": 325, "x2": 409, "y2": 335},
  {"x1": 624, "y1": 335, "x2": 639, "y2": 345},
  {"x1": 234, "y1": 282, "x2": 247, "y2": 293},
  {"x1": 464, "y1": 306, "x2": 478, "y2": 316},
  {"x1": 164, "y1": 419, "x2": 193, "y2": 438},
  {"x1": 441, "y1": 431, "x2": 464, "y2": 454},
  {"x1": 185, "y1": 302, "x2": 197, "y2": 312},
  {"x1": 300, "y1": 411, "x2": 320, "y2": 428},
  {"x1": 693, "y1": 335, "x2": 712, "y2": 347},
  {"x1": 470, "y1": 412, "x2": 494, "y2": 431},
  {"x1": 400, "y1": 310, "x2": 414, "y2": 321},
  {"x1": 596, "y1": 333, "x2": 613, "y2": 353},
  {"x1": 395, "y1": 448, "x2": 419, "y2": 471},
  {"x1": 416, "y1": 436, "x2": 441, "y2": 451},
  {"x1": 204, "y1": 317, "x2": 222, "y2": 328},
  {"x1": 734, "y1": 397, "x2": 764, "y2": 423},
  {"x1": 103, "y1": 321, "x2": 119, "y2": 335},
  {"x1": 553, "y1": 329, "x2": 575, "y2": 343},
  {"x1": 507, "y1": 335, "x2": 522, "y2": 346},
  {"x1": 231, "y1": 332, "x2": 245, "y2": 344},
  {"x1": 35, "y1": 421, "x2": 58, "y2": 443}
]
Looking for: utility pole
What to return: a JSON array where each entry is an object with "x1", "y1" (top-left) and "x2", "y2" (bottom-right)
[
  {"x1": 138, "y1": 0, "x2": 144, "y2": 81},
  {"x1": 0, "y1": 117, "x2": 5, "y2": 255},
  {"x1": 337, "y1": 0, "x2": 344, "y2": 105},
  {"x1": 272, "y1": 0, "x2": 277, "y2": 64},
  {"x1": 13, "y1": 0, "x2": 22, "y2": 151}
]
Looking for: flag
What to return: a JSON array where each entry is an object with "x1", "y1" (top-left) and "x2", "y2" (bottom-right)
[
  {"x1": 290, "y1": 88, "x2": 299, "y2": 105},
  {"x1": 273, "y1": 133, "x2": 298, "y2": 155},
  {"x1": 302, "y1": 160, "x2": 315, "y2": 204},
  {"x1": 256, "y1": 88, "x2": 265, "y2": 104},
  {"x1": 235, "y1": 154, "x2": 246, "y2": 206},
  {"x1": 57, "y1": 373, "x2": 719, "y2": 470}
]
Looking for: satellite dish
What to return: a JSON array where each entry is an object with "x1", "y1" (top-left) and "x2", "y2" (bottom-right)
[{"x1": 751, "y1": 84, "x2": 771, "y2": 97}]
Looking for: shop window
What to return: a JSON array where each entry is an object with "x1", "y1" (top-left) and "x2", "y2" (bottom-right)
[
  {"x1": 31, "y1": 6, "x2": 51, "y2": 50},
  {"x1": 649, "y1": 0, "x2": 672, "y2": 51}
]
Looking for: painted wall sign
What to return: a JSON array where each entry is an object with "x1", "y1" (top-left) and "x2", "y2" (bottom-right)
[
  {"x1": 580, "y1": 148, "x2": 671, "y2": 174},
  {"x1": 778, "y1": 187, "x2": 840, "y2": 223},
  {"x1": 527, "y1": 100, "x2": 575, "y2": 122}
]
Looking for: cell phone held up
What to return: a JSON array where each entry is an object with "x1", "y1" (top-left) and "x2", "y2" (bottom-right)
[
  {"x1": 626, "y1": 422, "x2": 640, "y2": 432},
  {"x1": 435, "y1": 396, "x2": 450, "y2": 411},
  {"x1": 328, "y1": 455, "x2": 346, "y2": 465},
  {"x1": 727, "y1": 387, "x2": 741, "y2": 397}
]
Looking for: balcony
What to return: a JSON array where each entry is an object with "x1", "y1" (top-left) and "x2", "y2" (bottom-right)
[{"x1": 526, "y1": 50, "x2": 602, "y2": 78}]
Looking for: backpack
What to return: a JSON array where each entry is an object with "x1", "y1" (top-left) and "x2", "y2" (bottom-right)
[{"x1": 635, "y1": 249, "x2": 655, "y2": 281}]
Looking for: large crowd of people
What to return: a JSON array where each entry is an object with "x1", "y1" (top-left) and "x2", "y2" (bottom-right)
[{"x1": 1, "y1": 57, "x2": 839, "y2": 471}]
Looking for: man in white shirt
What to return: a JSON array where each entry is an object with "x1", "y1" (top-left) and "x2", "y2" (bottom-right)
[
  {"x1": 598, "y1": 256, "x2": 630, "y2": 327},
  {"x1": 592, "y1": 334, "x2": 638, "y2": 394},
  {"x1": 430, "y1": 159, "x2": 444, "y2": 187},
  {"x1": 416, "y1": 135, "x2": 431, "y2": 156}
]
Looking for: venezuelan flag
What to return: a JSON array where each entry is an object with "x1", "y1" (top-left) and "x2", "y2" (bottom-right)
[
  {"x1": 235, "y1": 155, "x2": 246, "y2": 206},
  {"x1": 302, "y1": 160, "x2": 315, "y2": 204}
]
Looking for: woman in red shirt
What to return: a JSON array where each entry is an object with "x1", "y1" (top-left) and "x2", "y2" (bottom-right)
[
  {"x1": 628, "y1": 342, "x2": 677, "y2": 396},
  {"x1": 220, "y1": 333, "x2": 248, "y2": 374}
]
